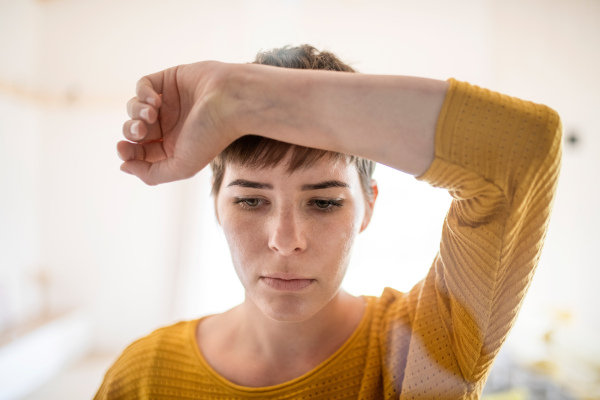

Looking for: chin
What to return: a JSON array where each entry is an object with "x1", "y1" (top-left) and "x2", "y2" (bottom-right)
[{"x1": 257, "y1": 296, "x2": 323, "y2": 323}]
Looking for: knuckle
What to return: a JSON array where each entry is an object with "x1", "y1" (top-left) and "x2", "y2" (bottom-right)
[
  {"x1": 126, "y1": 97, "x2": 137, "y2": 116},
  {"x1": 135, "y1": 77, "x2": 146, "y2": 91},
  {"x1": 136, "y1": 76, "x2": 151, "y2": 94}
]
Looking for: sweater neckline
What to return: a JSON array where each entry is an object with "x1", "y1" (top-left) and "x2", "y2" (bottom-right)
[{"x1": 187, "y1": 295, "x2": 375, "y2": 394}]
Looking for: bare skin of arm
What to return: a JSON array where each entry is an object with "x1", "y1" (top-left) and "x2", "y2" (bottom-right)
[{"x1": 119, "y1": 61, "x2": 448, "y2": 185}]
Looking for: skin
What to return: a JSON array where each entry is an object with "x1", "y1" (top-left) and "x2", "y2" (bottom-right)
[
  {"x1": 117, "y1": 61, "x2": 448, "y2": 386},
  {"x1": 217, "y1": 157, "x2": 374, "y2": 323},
  {"x1": 195, "y1": 155, "x2": 377, "y2": 386},
  {"x1": 118, "y1": 62, "x2": 447, "y2": 184}
]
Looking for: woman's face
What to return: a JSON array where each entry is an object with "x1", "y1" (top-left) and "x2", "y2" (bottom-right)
[{"x1": 215, "y1": 155, "x2": 376, "y2": 323}]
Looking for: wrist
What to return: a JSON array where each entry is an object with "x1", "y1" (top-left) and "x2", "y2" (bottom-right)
[
  {"x1": 224, "y1": 63, "x2": 301, "y2": 143},
  {"x1": 220, "y1": 63, "x2": 263, "y2": 141}
]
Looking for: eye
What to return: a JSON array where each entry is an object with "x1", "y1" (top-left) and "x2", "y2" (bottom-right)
[
  {"x1": 309, "y1": 199, "x2": 343, "y2": 212},
  {"x1": 314, "y1": 200, "x2": 332, "y2": 209},
  {"x1": 233, "y1": 198, "x2": 265, "y2": 209},
  {"x1": 242, "y1": 198, "x2": 260, "y2": 207}
]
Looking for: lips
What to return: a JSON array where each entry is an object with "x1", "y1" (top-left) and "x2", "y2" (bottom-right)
[{"x1": 260, "y1": 276, "x2": 314, "y2": 291}]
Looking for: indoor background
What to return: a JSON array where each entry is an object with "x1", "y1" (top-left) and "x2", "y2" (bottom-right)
[{"x1": 0, "y1": 0, "x2": 598, "y2": 399}]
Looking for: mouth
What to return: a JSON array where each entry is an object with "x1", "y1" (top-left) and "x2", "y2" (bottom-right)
[{"x1": 260, "y1": 275, "x2": 315, "y2": 291}]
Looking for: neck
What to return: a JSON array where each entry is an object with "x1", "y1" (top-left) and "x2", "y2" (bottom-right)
[{"x1": 233, "y1": 290, "x2": 365, "y2": 366}]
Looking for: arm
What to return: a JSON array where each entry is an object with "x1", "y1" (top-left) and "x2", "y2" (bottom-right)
[
  {"x1": 228, "y1": 64, "x2": 448, "y2": 176},
  {"x1": 392, "y1": 79, "x2": 562, "y2": 396},
  {"x1": 118, "y1": 62, "x2": 449, "y2": 184}
]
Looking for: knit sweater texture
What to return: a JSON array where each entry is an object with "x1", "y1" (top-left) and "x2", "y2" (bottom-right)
[{"x1": 95, "y1": 79, "x2": 563, "y2": 399}]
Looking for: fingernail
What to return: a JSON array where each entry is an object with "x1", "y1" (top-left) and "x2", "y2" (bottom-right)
[
  {"x1": 121, "y1": 168, "x2": 133, "y2": 175},
  {"x1": 117, "y1": 147, "x2": 124, "y2": 161},
  {"x1": 130, "y1": 121, "x2": 140, "y2": 138},
  {"x1": 146, "y1": 97, "x2": 156, "y2": 107},
  {"x1": 140, "y1": 108, "x2": 149, "y2": 122}
]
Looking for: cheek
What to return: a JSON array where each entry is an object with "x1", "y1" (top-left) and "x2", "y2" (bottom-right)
[
  {"x1": 218, "y1": 201, "x2": 363, "y2": 279},
  {"x1": 220, "y1": 216, "x2": 265, "y2": 279},
  {"x1": 337, "y1": 205, "x2": 365, "y2": 268},
  {"x1": 314, "y1": 213, "x2": 360, "y2": 273},
  {"x1": 224, "y1": 220, "x2": 260, "y2": 245}
]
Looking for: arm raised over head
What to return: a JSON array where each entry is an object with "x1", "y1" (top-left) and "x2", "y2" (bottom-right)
[{"x1": 118, "y1": 62, "x2": 449, "y2": 185}]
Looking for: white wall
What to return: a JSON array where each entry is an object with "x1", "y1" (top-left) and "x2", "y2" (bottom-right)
[
  {"x1": 1, "y1": 0, "x2": 599, "y2": 396},
  {"x1": 0, "y1": 0, "x2": 43, "y2": 333}
]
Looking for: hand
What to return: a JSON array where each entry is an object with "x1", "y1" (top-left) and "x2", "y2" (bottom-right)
[{"x1": 118, "y1": 61, "x2": 237, "y2": 185}]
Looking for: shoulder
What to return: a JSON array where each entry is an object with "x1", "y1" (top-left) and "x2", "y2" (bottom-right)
[
  {"x1": 118, "y1": 320, "x2": 192, "y2": 365},
  {"x1": 94, "y1": 320, "x2": 197, "y2": 399}
]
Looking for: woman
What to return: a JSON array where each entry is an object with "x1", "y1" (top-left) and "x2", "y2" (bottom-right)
[{"x1": 98, "y1": 45, "x2": 562, "y2": 399}]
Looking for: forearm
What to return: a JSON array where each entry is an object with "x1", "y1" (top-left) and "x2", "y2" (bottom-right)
[{"x1": 228, "y1": 63, "x2": 449, "y2": 176}]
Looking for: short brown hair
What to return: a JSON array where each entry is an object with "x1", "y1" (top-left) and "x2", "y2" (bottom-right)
[{"x1": 210, "y1": 45, "x2": 376, "y2": 199}]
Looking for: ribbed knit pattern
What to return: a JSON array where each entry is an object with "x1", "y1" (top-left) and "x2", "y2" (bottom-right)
[{"x1": 95, "y1": 79, "x2": 562, "y2": 400}]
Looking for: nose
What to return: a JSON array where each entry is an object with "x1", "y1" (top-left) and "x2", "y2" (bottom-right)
[{"x1": 268, "y1": 207, "x2": 307, "y2": 256}]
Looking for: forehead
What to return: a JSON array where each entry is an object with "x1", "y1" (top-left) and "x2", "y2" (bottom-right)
[{"x1": 221, "y1": 156, "x2": 360, "y2": 190}]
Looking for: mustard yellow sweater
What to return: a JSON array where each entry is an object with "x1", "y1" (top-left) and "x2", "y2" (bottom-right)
[{"x1": 95, "y1": 79, "x2": 562, "y2": 399}]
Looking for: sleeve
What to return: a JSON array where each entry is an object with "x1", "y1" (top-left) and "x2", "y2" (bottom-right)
[{"x1": 411, "y1": 79, "x2": 562, "y2": 390}]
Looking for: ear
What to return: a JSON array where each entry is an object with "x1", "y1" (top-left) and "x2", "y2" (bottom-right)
[{"x1": 359, "y1": 179, "x2": 378, "y2": 233}]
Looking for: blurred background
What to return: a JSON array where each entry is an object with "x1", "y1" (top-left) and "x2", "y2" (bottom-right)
[{"x1": 0, "y1": 0, "x2": 598, "y2": 399}]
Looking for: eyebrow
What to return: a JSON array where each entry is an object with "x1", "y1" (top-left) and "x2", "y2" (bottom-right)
[
  {"x1": 226, "y1": 179, "x2": 273, "y2": 189},
  {"x1": 225, "y1": 179, "x2": 350, "y2": 191},
  {"x1": 301, "y1": 180, "x2": 350, "y2": 191}
]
